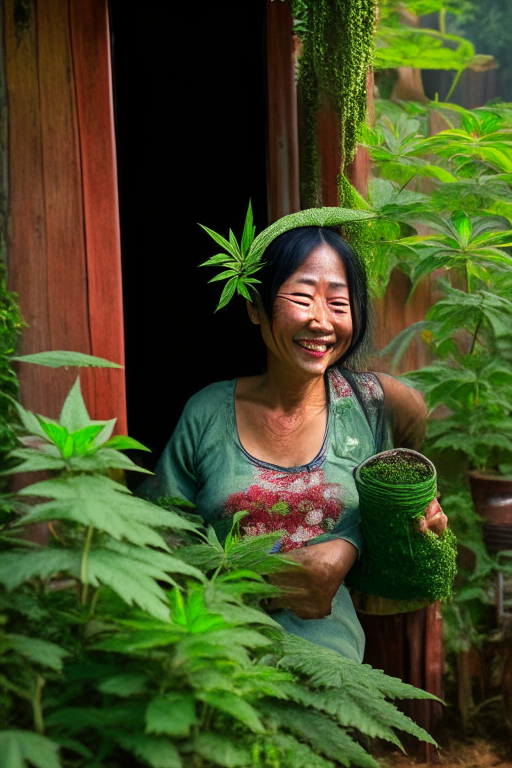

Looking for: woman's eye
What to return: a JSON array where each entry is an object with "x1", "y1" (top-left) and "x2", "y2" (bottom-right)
[
  {"x1": 289, "y1": 294, "x2": 313, "y2": 306},
  {"x1": 330, "y1": 301, "x2": 349, "y2": 311}
]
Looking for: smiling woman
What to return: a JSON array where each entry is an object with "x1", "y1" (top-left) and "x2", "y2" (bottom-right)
[{"x1": 141, "y1": 218, "x2": 447, "y2": 663}]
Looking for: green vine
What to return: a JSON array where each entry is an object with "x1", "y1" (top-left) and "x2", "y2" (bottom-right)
[
  {"x1": 0, "y1": 265, "x2": 23, "y2": 467},
  {"x1": 290, "y1": 0, "x2": 377, "y2": 206}
]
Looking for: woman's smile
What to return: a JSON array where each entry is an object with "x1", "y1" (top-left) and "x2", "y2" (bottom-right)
[{"x1": 293, "y1": 338, "x2": 335, "y2": 357}]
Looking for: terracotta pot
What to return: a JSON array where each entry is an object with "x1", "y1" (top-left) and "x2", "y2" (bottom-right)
[{"x1": 468, "y1": 471, "x2": 512, "y2": 552}]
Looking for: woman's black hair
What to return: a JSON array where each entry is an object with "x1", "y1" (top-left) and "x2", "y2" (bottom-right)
[{"x1": 254, "y1": 226, "x2": 370, "y2": 368}]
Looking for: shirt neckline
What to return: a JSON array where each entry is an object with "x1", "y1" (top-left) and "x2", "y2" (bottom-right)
[{"x1": 231, "y1": 372, "x2": 335, "y2": 474}]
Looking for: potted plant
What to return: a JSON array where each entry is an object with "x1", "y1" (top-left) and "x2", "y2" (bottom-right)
[{"x1": 392, "y1": 275, "x2": 512, "y2": 551}]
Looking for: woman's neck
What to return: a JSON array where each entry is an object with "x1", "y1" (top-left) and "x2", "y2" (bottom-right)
[{"x1": 253, "y1": 354, "x2": 328, "y2": 414}]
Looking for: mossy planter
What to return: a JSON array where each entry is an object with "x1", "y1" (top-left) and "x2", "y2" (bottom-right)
[{"x1": 346, "y1": 448, "x2": 457, "y2": 608}]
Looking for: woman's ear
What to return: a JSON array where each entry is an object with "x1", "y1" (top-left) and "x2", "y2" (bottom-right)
[{"x1": 246, "y1": 300, "x2": 261, "y2": 325}]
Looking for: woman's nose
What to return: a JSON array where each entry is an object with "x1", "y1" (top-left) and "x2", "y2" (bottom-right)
[{"x1": 309, "y1": 299, "x2": 334, "y2": 332}]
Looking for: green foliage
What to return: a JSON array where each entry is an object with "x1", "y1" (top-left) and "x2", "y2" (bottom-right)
[
  {"x1": 290, "y1": 0, "x2": 377, "y2": 206},
  {"x1": 200, "y1": 204, "x2": 375, "y2": 310},
  {"x1": 0, "y1": 372, "x2": 442, "y2": 766},
  {"x1": 0, "y1": 268, "x2": 23, "y2": 476},
  {"x1": 10, "y1": 351, "x2": 123, "y2": 369}
]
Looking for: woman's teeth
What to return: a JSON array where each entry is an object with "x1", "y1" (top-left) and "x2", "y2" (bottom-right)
[{"x1": 298, "y1": 341, "x2": 329, "y2": 352}]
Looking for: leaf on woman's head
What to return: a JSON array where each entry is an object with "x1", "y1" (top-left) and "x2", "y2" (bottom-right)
[
  {"x1": 11, "y1": 351, "x2": 122, "y2": 368},
  {"x1": 240, "y1": 200, "x2": 255, "y2": 257}
]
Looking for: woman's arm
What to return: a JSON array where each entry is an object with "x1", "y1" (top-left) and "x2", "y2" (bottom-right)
[{"x1": 267, "y1": 539, "x2": 358, "y2": 619}]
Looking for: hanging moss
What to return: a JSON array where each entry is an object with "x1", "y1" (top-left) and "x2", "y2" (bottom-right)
[{"x1": 290, "y1": 0, "x2": 377, "y2": 205}]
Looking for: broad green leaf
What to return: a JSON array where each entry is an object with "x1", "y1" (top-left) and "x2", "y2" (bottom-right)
[
  {"x1": 67, "y1": 448, "x2": 152, "y2": 474},
  {"x1": 240, "y1": 200, "x2": 255, "y2": 257},
  {"x1": 145, "y1": 693, "x2": 196, "y2": 737},
  {"x1": 11, "y1": 351, "x2": 122, "y2": 368},
  {"x1": 36, "y1": 421, "x2": 69, "y2": 452},
  {"x1": 451, "y1": 211, "x2": 472, "y2": 244},
  {"x1": 59, "y1": 378, "x2": 91, "y2": 431},
  {"x1": 208, "y1": 270, "x2": 239, "y2": 283},
  {"x1": 115, "y1": 734, "x2": 182, "y2": 768},
  {"x1": 12, "y1": 401, "x2": 48, "y2": 439},
  {"x1": 190, "y1": 733, "x2": 250, "y2": 768},
  {"x1": 103, "y1": 435, "x2": 150, "y2": 452},
  {"x1": 69, "y1": 425, "x2": 109, "y2": 455},
  {"x1": 18, "y1": 476, "x2": 197, "y2": 546},
  {"x1": 3, "y1": 450, "x2": 66, "y2": 475},
  {"x1": 198, "y1": 690, "x2": 265, "y2": 733},
  {"x1": 198, "y1": 224, "x2": 239, "y2": 260},
  {"x1": 9, "y1": 635, "x2": 69, "y2": 671},
  {"x1": 98, "y1": 673, "x2": 148, "y2": 697},
  {"x1": 228, "y1": 229, "x2": 241, "y2": 259},
  {"x1": 265, "y1": 703, "x2": 378, "y2": 767},
  {"x1": 85, "y1": 549, "x2": 171, "y2": 620},
  {"x1": 0, "y1": 550, "x2": 78, "y2": 590},
  {"x1": 200, "y1": 253, "x2": 237, "y2": 267},
  {"x1": 236, "y1": 281, "x2": 253, "y2": 301},
  {"x1": 0, "y1": 730, "x2": 61, "y2": 768},
  {"x1": 216, "y1": 277, "x2": 238, "y2": 311},
  {"x1": 107, "y1": 539, "x2": 204, "y2": 581}
]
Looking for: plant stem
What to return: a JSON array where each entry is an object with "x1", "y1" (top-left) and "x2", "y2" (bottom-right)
[
  {"x1": 439, "y1": 8, "x2": 446, "y2": 35},
  {"x1": 81, "y1": 525, "x2": 94, "y2": 605},
  {"x1": 33, "y1": 674, "x2": 45, "y2": 733},
  {"x1": 445, "y1": 68, "x2": 463, "y2": 102},
  {"x1": 469, "y1": 315, "x2": 483, "y2": 356},
  {"x1": 89, "y1": 585, "x2": 101, "y2": 616}
]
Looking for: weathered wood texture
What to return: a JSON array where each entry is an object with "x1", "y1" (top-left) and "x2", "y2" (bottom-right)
[
  {"x1": 3, "y1": 0, "x2": 126, "y2": 431},
  {"x1": 266, "y1": 0, "x2": 300, "y2": 221}
]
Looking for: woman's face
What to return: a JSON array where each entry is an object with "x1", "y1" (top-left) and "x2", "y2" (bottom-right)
[{"x1": 250, "y1": 243, "x2": 353, "y2": 377}]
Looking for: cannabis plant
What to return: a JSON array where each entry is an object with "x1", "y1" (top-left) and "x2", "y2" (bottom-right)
[{"x1": 0, "y1": 363, "x2": 442, "y2": 767}]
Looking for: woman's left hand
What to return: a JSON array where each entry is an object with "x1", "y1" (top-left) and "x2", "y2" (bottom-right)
[{"x1": 419, "y1": 498, "x2": 448, "y2": 535}]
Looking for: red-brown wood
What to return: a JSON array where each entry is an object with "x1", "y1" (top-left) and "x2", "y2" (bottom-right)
[
  {"x1": 69, "y1": 0, "x2": 127, "y2": 432},
  {"x1": 317, "y1": 95, "x2": 341, "y2": 206},
  {"x1": 4, "y1": 0, "x2": 126, "y2": 437},
  {"x1": 266, "y1": 0, "x2": 300, "y2": 222},
  {"x1": 5, "y1": 0, "x2": 53, "y2": 400}
]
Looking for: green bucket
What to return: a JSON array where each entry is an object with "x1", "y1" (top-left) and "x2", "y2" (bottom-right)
[{"x1": 346, "y1": 448, "x2": 457, "y2": 605}]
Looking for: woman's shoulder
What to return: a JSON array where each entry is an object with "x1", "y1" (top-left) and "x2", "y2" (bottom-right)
[
  {"x1": 370, "y1": 372, "x2": 427, "y2": 450},
  {"x1": 371, "y1": 372, "x2": 426, "y2": 418},
  {"x1": 182, "y1": 379, "x2": 235, "y2": 419}
]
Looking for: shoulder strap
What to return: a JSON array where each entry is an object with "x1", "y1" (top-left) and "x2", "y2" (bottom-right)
[{"x1": 337, "y1": 367, "x2": 386, "y2": 454}]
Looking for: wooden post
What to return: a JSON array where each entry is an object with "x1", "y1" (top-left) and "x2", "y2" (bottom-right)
[
  {"x1": 4, "y1": 0, "x2": 127, "y2": 432},
  {"x1": 266, "y1": 0, "x2": 300, "y2": 222}
]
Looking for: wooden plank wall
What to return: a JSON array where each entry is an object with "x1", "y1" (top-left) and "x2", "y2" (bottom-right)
[{"x1": 3, "y1": 0, "x2": 126, "y2": 432}]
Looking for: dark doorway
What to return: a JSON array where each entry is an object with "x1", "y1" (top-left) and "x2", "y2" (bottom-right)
[{"x1": 109, "y1": 1, "x2": 268, "y2": 465}]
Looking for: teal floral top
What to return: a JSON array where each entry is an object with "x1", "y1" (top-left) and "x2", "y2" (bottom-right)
[{"x1": 143, "y1": 367, "x2": 392, "y2": 663}]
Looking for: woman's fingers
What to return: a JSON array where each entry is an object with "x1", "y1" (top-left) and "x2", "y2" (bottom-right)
[{"x1": 419, "y1": 498, "x2": 448, "y2": 535}]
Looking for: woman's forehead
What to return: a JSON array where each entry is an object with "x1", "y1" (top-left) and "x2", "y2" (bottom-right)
[{"x1": 284, "y1": 244, "x2": 348, "y2": 286}]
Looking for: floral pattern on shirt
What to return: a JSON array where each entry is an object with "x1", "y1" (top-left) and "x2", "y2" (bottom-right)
[{"x1": 224, "y1": 466, "x2": 343, "y2": 552}]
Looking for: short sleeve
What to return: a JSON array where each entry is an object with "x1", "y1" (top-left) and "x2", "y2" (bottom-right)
[
  {"x1": 374, "y1": 372, "x2": 427, "y2": 451},
  {"x1": 307, "y1": 502, "x2": 363, "y2": 556},
  {"x1": 139, "y1": 399, "x2": 202, "y2": 504}
]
